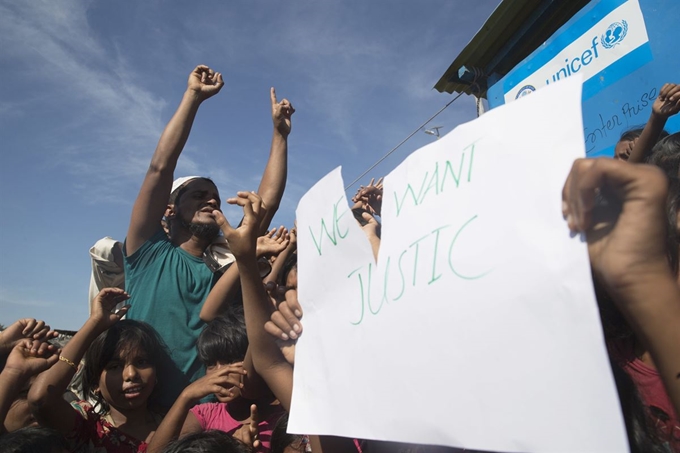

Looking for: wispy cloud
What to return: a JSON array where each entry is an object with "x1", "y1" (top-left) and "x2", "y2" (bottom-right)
[{"x1": 0, "y1": 1, "x2": 224, "y2": 204}]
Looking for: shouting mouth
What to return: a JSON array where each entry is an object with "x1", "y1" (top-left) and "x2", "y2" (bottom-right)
[{"x1": 122, "y1": 386, "x2": 144, "y2": 399}]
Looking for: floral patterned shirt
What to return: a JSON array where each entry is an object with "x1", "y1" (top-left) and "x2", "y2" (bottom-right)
[{"x1": 66, "y1": 401, "x2": 151, "y2": 453}]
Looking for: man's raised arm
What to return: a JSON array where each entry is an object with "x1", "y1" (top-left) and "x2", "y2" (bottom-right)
[
  {"x1": 256, "y1": 87, "x2": 294, "y2": 234},
  {"x1": 126, "y1": 65, "x2": 224, "y2": 255}
]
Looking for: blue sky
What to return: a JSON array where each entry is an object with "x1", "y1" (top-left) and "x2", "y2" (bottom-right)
[{"x1": 0, "y1": 0, "x2": 499, "y2": 330}]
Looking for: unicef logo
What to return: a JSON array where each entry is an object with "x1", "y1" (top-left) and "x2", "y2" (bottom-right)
[
  {"x1": 601, "y1": 20, "x2": 628, "y2": 49},
  {"x1": 515, "y1": 85, "x2": 536, "y2": 99}
]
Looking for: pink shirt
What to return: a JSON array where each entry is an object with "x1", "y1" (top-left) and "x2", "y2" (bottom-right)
[
  {"x1": 190, "y1": 402, "x2": 284, "y2": 452},
  {"x1": 610, "y1": 338, "x2": 680, "y2": 452}
]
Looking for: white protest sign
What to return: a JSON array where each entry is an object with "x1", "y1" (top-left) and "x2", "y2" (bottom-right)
[{"x1": 291, "y1": 76, "x2": 628, "y2": 453}]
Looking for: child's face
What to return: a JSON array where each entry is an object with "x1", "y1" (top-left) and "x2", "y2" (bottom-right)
[
  {"x1": 206, "y1": 361, "x2": 244, "y2": 403},
  {"x1": 98, "y1": 348, "x2": 156, "y2": 412},
  {"x1": 614, "y1": 136, "x2": 638, "y2": 161}
]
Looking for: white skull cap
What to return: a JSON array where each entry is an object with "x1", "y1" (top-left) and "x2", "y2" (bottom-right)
[{"x1": 171, "y1": 176, "x2": 202, "y2": 195}]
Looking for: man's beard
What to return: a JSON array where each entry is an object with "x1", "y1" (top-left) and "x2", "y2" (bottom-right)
[{"x1": 186, "y1": 221, "x2": 220, "y2": 241}]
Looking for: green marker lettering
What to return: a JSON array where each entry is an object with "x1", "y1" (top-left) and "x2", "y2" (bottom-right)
[
  {"x1": 394, "y1": 171, "x2": 429, "y2": 217},
  {"x1": 409, "y1": 233, "x2": 431, "y2": 287},
  {"x1": 429, "y1": 225, "x2": 451, "y2": 285},
  {"x1": 309, "y1": 219, "x2": 336, "y2": 256},
  {"x1": 348, "y1": 267, "x2": 366, "y2": 325},
  {"x1": 419, "y1": 162, "x2": 440, "y2": 204},
  {"x1": 334, "y1": 196, "x2": 349, "y2": 239},
  {"x1": 448, "y1": 215, "x2": 492, "y2": 280},
  {"x1": 367, "y1": 263, "x2": 385, "y2": 315},
  {"x1": 393, "y1": 250, "x2": 408, "y2": 301},
  {"x1": 442, "y1": 155, "x2": 465, "y2": 190},
  {"x1": 467, "y1": 142, "x2": 475, "y2": 182}
]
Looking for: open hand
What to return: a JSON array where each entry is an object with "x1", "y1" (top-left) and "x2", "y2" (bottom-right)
[
  {"x1": 289, "y1": 223, "x2": 298, "y2": 247},
  {"x1": 271, "y1": 88, "x2": 295, "y2": 137},
  {"x1": 562, "y1": 158, "x2": 670, "y2": 298},
  {"x1": 0, "y1": 318, "x2": 59, "y2": 357},
  {"x1": 90, "y1": 288, "x2": 130, "y2": 329},
  {"x1": 652, "y1": 83, "x2": 680, "y2": 118},
  {"x1": 188, "y1": 65, "x2": 224, "y2": 101},
  {"x1": 214, "y1": 192, "x2": 266, "y2": 258},
  {"x1": 352, "y1": 177, "x2": 384, "y2": 216},
  {"x1": 257, "y1": 226, "x2": 290, "y2": 258}
]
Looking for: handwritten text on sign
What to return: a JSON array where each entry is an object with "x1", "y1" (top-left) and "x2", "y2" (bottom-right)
[{"x1": 291, "y1": 77, "x2": 628, "y2": 453}]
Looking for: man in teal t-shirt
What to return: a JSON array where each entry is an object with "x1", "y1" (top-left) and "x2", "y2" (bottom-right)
[{"x1": 124, "y1": 65, "x2": 293, "y2": 406}]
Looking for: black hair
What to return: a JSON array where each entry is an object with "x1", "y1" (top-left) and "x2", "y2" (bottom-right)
[
  {"x1": 197, "y1": 306, "x2": 248, "y2": 366},
  {"x1": 647, "y1": 132, "x2": 680, "y2": 175},
  {"x1": 618, "y1": 127, "x2": 669, "y2": 144},
  {"x1": 0, "y1": 427, "x2": 69, "y2": 453},
  {"x1": 270, "y1": 412, "x2": 307, "y2": 453},
  {"x1": 647, "y1": 132, "x2": 680, "y2": 274},
  {"x1": 664, "y1": 176, "x2": 680, "y2": 275},
  {"x1": 162, "y1": 430, "x2": 251, "y2": 453},
  {"x1": 82, "y1": 320, "x2": 174, "y2": 414},
  {"x1": 619, "y1": 127, "x2": 645, "y2": 142},
  {"x1": 278, "y1": 252, "x2": 298, "y2": 288},
  {"x1": 610, "y1": 361, "x2": 669, "y2": 453}
]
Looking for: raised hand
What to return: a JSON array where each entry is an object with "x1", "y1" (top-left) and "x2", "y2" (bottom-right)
[
  {"x1": 90, "y1": 288, "x2": 131, "y2": 329},
  {"x1": 233, "y1": 404, "x2": 261, "y2": 450},
  {"x1": 653, "y1": 83, "x2": 680, "y2": 118},
  {"x1": 360, "y1": 211, "x2": 381, "y2": 237},
  {"x1": 257, "y1": 226, "x2": 290, "y2": 258},
  {"x1": 289, "y1": 223, "x2": 297, "y2": 247},
  {"x1": 271, "y1": 87, "x2": 295, "y2": 137},
  {"x1": 562, "y1": 158, "x2": 670, "y2": 295},
  {"x1": 213, "y1": 192, "x2": 266, "y2": 258},
  {"x1": 2, "y1": 339, "x2": 59, "y2": 378},
  {"x1": 180, "y1": 363, "x2": 245, "y2": 403},
  {"x1": 187, "y1": 65, "x2": 224, "y2": 101},
  {"x1": 352, "y1": 177, "x2": 384, "y2": 216},
  {"x1": 0, "y1": 319, "x2": 58, "y2": 356}
]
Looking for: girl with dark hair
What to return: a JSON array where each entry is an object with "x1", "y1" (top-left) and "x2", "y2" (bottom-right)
[
  {"x1": 614, "y1": 127, "x2": 644, "y2": 161},
  {"x1": 28, "y1": 288, "x2": 171, "y2": 453}
]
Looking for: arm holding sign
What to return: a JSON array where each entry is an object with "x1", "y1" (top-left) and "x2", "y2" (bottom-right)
[
  {"x1": 627, "y1": 83, "x2": 680, "y2": 163},
  {"x1": 563, "y1": 158, "x2": 680, "y2": 415}
]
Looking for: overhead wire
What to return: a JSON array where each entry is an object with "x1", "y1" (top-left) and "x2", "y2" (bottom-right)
[{"x1": 343, "y1": 90, "x2": 466, "y2": 191}]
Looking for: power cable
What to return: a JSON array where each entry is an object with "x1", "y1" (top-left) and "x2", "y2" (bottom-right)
[{"x1": 344, "y1": 90, "x2": 466, "y2": 191}]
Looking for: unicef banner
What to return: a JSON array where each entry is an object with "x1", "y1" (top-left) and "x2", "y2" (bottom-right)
[{"x1": 486, "y1": 0, "x2": 680, "y2": 157}]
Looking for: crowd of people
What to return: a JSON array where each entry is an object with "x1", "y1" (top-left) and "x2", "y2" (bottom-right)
[{"x1": 0, "y1": 66, "x2": 679, "y2": 453}]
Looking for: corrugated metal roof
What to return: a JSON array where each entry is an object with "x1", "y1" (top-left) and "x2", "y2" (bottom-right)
[{"x1": 435, "y1": 0, "x2": 590, "y2": 95}]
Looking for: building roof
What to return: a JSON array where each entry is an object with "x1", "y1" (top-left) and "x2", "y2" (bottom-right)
[{"x1": 435, "y1": 0, "x2": 590, "y2": 96}]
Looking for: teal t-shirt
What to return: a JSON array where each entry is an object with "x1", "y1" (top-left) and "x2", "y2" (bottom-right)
[{"x1": 124, "y1": 230, "x2": 219, "y2": 404}]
